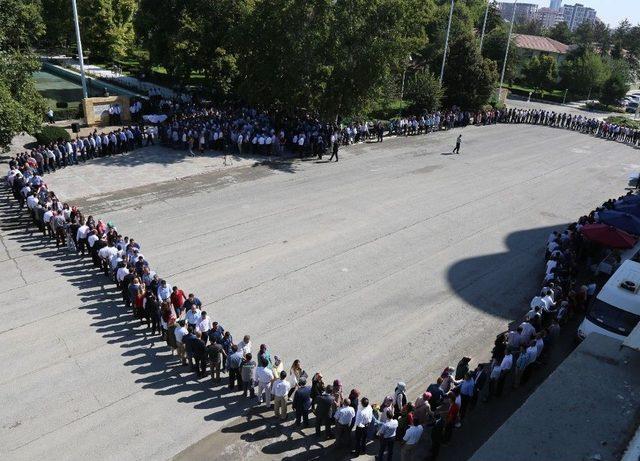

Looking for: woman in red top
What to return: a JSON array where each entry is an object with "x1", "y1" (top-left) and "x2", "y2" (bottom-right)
[
  {"x1": 133, "y1": 283, "x2": 146, "y2": 321},
  {"x1": 442, "y1": 392, "x2": 459, "y2": 443},
  {"x1": 170, "y1": 286, "x2": 186, "y2": 315}
]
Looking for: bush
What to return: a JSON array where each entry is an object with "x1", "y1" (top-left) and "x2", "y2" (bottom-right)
[
  {"x1": 605, "y1": 116, "x2": 640, "y2": 130},
  {"x1": 53, "y1": 106, "x2": 83, "y2": 120},
  {"x1": 35, "y1": 125, "x2": 70, "y2": 145},
  {"x1": 584, "y1": 101, "x2": 625, "y2": 113}
]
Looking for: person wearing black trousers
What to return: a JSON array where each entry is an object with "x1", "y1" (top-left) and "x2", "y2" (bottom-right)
[{"x1": 329, "y1": 139, "x2": 339, "y2": 162}]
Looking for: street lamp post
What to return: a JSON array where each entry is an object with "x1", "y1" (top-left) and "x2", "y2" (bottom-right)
[
  {"x1": 440, "y1": 0, "x2": 455, "y2": 85},
  {"x1": 71, "y1": 0, "x2": 88, "y2": 99},
  {"x1": 479, "y1": 0, "x2": 490, "y2": 52},
  {"x1": 497, "y1": 0, "x2": 517, "y2": 101}
]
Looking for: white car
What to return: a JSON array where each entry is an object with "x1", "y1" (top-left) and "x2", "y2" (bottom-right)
[{"x1": 578, "y1": 260, "x2": 640, "y2": 342}]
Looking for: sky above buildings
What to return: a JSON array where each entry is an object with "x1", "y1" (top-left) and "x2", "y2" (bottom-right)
[{"x1": 529, "y1": 1, "x2": 639, "y2": 26}]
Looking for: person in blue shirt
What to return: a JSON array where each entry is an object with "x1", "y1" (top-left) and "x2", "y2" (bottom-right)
[{"x1": 459, "y1": 372, "x2": 475, "y2": 424}]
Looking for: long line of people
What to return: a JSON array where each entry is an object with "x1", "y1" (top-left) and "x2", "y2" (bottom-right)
[
  {"x1": 6, "y1": 135, "x2": 623, "y2": 459},
  {"x1": 10, "y1": 103, "x2": 639, "y2": 180},
  {"x1": 10, "y1": 125, "x2": 157, "y2": 176}
]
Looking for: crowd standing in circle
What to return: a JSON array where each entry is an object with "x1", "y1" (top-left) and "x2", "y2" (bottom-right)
[
  {"x1": 4, "y1": 105, "x2": 635, "y2": 460},
  {"x1": 13, "y1": 102, "x2": 639, "y2": 179}
]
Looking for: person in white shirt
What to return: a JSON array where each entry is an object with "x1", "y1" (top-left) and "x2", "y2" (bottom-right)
[
  {"x1": 519, "y1": 321, "x2": 535, "y2": 344},
  {"x1": 333, "y1": 399, "x2": 356, "y2": 448},
  {"x1": 256, "y1": 364, "x2": 275, "y2": 406},
  {"x1": 98, "y1": 242, "x2": 118, "y2": 276},
  {"x1": 185, "y1": 305, "x2": 201, "y2": 329},
  {"x1": 43, "y1": 208, "x2": 54, "y2": 237},
  {"x1": 174, "y1": 320, "x2": 188, "y2": 365},
  {"x1": 402, "y1": 420, "x2": 424, "y2": 460},
  {"x1": 116, "y1": 262, "x2": 129, "y2": 281},
  {"x1": 377, "y1": 410, "x2": 398, "y2": 460},
  {"x1": 354, "y1": 398, "x2": 373, "y2": 455},
  {"x1": 272, "y1": 370, "x2": 292, "y2": 420},
  {"x1": 237, "y1": 335, "x2": 252, "y2": 356},
  {"x1": 26, "y1": 194, "x2": 38, "y2": 211},
  {"x1": 196, "y1": 311, "x2": 212, "y2": 340}
]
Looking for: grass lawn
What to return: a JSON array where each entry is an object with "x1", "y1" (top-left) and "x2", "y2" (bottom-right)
[{"x1": 506, "y1": 83, "x2": 564, "y2": 98}]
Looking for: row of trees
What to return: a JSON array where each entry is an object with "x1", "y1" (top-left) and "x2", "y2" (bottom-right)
[
  {"x1": 33, "y1": 0, "x2": 509, "y2": 117},
  {"x1": 3, "y1": 0, "x2": 639, "y2": 150},
  {"x1": 514, "y1": 18, "x2": 640, "y2": 105}
]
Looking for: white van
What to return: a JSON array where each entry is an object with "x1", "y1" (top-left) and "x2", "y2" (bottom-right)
[{"x1": 578, "y1": 260, "x2": 640, "y2": 341}]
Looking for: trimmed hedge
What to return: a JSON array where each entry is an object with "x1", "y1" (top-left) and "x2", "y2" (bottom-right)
[
  {"x1": 35, "y1": 125, "x2": 71, "y2": 145},
  {"x1": 605, "y1": 116, "x2": 640, "y2": 130}
]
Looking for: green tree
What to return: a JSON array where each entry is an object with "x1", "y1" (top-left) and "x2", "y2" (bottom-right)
[
  {"x1": 546, "y1": 22, "x2": 573, "y2": 45},
  {"x1": 573, "y1": 22, "x2": 596, "y2": 52},
  {"x1": 559, "y1": 51, "x2": 610, "y2": 98},
  {"x1": 443, "y1": 31, "x2": 498, "y2": 109},
  {"x1": 405, "y1": 71, "x2": 443, "y2": 112},
  {"x1": 481, "y1": 25, "x2": 520, "y2": 82},
  {"x1": 522, "y1": 55, "x2": 558, "y2": 96},
  {"x1": 514, "y1": 19, "x2": 543, "y2": 36},
  {"x1": 136, "y1": 0, "x2": 251, "y2": 96},
  {"x1": 235, "y1": 0, "x2": 334, "y2": 112},
  {"x1": 78, "y1": 0, "x2": 137, "y2": 61},
  {"x1": 40, "y1": 0, "x2": 74, "y2": 50},
  {"x1": 592, "y1": 21, "x2": 612, "y2": 56},
  {"x1": 599, "y1": 61, "x2": 630, "y2": 107},
  {"x1": 0, "y1": 0, "x2": 46, "y2": 150},
  {"x1": 323, "y1": 0, "x2": 429, "y2": 117}
]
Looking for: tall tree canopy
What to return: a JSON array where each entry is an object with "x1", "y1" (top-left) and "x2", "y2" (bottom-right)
[
  {"x1": 78, "y1": 0, "x2": 138, "y2": 61},
  {"x1": 0, "y1": 0, "x2": 46, "y2": 149},
  {"x1": 559, "y1": 50, "x2": 610, "y2": 98},
  {"x1": 443, "y1": 31, "x2": 498, "y2": 108}
]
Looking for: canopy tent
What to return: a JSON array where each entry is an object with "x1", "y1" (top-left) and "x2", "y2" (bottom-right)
[
  {"x1": 598, "y1": 210, "x2": 640, "y2": 236},
  {"x1": 614, "y1": 202, "x2": 640, "y2": 218},
  {"x1": 617, "y1": 194, "x2": 640, "y2": 205},
  {"x1": 580, "y1": 223, "x2": 637, "y2": 249}
]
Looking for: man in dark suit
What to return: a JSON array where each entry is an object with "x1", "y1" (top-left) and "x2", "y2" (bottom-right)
[
  {"x1": 315, "y1": 385, "x2": 334, "y2": 438},
  {"x1": 293, "y1": 378, "x2": 312, "y2": 427},
  {"x1": 192, "y1": 331, "x2": 208, "y2": 378}
]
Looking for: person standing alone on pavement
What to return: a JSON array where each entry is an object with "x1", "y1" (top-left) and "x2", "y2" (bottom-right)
[
  {"x1": 329, "y1": 136, "x2": 339, "y2": 162},
  {"x1": 453, "y1": 134, "x2": 462, "y2": 154}
]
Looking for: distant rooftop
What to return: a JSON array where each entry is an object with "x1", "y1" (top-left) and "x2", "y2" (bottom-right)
[{"x1": 513, "y1": 34, "x2": 571, "y2": 54}]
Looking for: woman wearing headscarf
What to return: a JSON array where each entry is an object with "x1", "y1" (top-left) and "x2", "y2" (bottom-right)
[
  {"x1": 272, "y1": 355, "x2": 284, "y2": 377},
  {"x1": 394, "y1": 381, "x2": 408, "y2": 415},
  {"x1": 133, "y1": 282, "x2": 146, "y2": 321},
  {"x1": 332, "y1": 379, "x2": 344, "y2": 416},
  {"x1": 379, "y1": 396, "x2": 394, "y2": 422},
  {"x1": 348, "y1": 388, "x2": 360, "y2": 430},
  {"x1": 413, "y1": 391, "x2": 433, "y2": 425}
]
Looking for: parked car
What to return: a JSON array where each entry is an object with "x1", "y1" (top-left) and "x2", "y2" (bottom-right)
[
  {"x1": 578, "y1": 260, "x2": 640, "y2": 342},
  {"x1": 626, "y1": 101, "x2": 639, "y2": 113}
]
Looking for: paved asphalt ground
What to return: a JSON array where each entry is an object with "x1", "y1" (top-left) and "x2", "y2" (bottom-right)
[{"x1": 1, "y1": 124, "x2": 639, "y2": 461}]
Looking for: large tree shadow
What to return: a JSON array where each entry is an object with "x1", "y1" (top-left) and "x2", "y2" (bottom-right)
[{"x1": 446, "y1": 224, "x2": 567, "y2": 331}]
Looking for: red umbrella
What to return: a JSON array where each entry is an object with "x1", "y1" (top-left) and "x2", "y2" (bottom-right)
[{"x1": 581, "y1": 223, "x2": 638, "y2": 249}]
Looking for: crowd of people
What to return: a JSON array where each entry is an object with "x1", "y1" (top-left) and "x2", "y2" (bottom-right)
[
  {"x1": 10, "y1": 125, "x2": 157, "y2": 176},
  {"x1": 6, "y1": 112, "x2": 623, "y2": 459},
  {"x1": 10, "y1": 102, "x2": 640, "y2": 179}
]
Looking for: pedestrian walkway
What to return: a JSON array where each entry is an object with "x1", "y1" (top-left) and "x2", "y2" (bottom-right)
[{"x1": 61, "y1": 58, "x2": 177, "y2": 99}]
